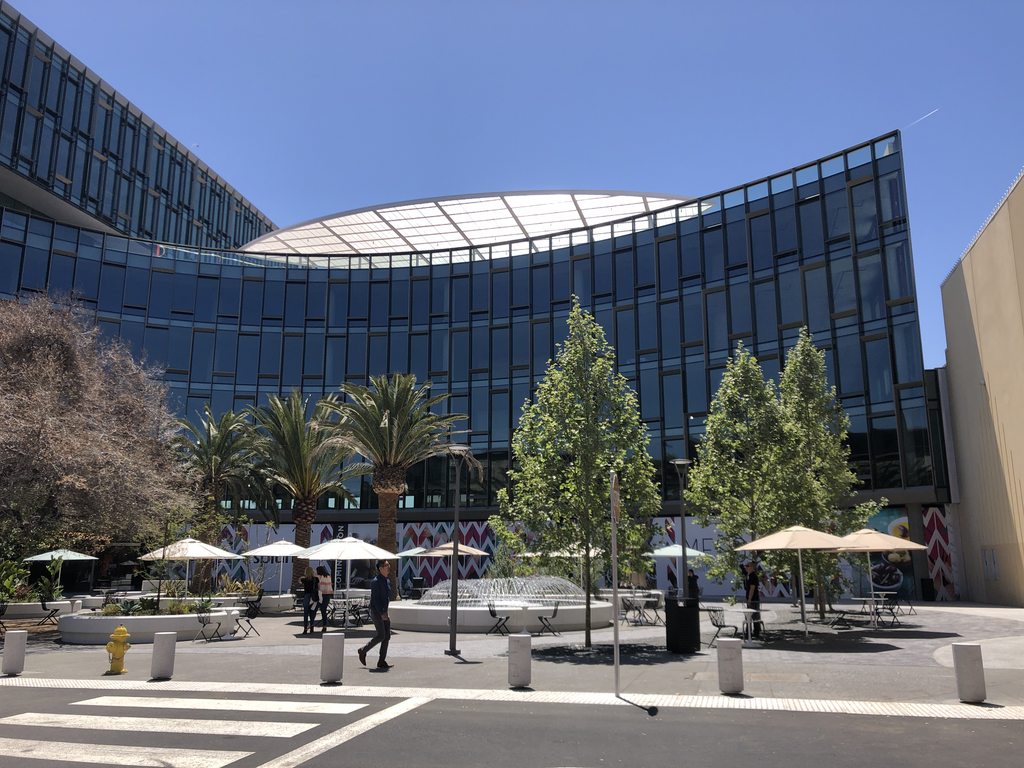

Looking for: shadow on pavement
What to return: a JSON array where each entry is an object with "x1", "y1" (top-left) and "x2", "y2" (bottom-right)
[{"x1": 531, "y1": 643, "x2": 703, "y2": 665}]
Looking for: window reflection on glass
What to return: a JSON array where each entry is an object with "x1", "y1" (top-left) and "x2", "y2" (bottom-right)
[{"x1": 858, "y1": 253, "x2": 885, "y2": 321}]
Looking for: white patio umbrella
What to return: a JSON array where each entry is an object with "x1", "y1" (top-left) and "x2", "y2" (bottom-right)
[
  {"x1": 736, "y1": 525, "x2": 847, "y2": 636},
  {"x1": 296, "y1": 536, "x2": 399, "y2": 594},
  {"x1": 421, "y1": 541, "x2": 489, "y2": 558},
  {"x1": 242, "y1": 540, "x2": 305, "y2": 596},
  {"x1": 835, "y1": 528, "x2": 926, "y2": 601},
  {"x1": 139, "y1": 537, "x2": 243, "y2": 597},
  {"x1": 396, "y1": 546, "x2": 428, "y2": 558},
  {"x1": 23, "y1": 548, "x2": 98, "y2": 585},
  {"x1": 645, "y1": 544, "x2": 708, "y2": 559}
]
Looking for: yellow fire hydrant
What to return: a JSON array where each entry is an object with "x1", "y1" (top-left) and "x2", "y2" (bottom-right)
[{"x1": 105, "y1": 625, "x2": 130, "y2": 675}]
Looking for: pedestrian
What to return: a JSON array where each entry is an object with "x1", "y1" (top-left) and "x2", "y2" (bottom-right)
[
  {"x1": 316, "y1": 565, "x2": 333, "y2": 632},
  {"x1": 744, "y1": 561, "x2": 762, "y2": 638},
  {"x1": 687, "y1": 568, "x2": 700, "y2": 598},
  {"x1": 358, "y1": 560, "x2": 392, "y2": 670},
  {"x1": 300, "y1": 566, "x2": 319, "y2": 635}
]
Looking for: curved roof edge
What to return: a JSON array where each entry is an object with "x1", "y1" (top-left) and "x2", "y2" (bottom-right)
[{"x1": 243, "y1": 190, "x2": 692, "y2": 257}]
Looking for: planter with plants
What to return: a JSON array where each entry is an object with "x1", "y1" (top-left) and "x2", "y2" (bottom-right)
[
  {"x1": 0, "y1": 559, "x2": 82, "y2": 619},
  {"x1": 59, "y1": 597, "x2": 241, "y2": 644}
]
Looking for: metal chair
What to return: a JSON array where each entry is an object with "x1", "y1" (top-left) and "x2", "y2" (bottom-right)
[
  {"x1": 37, "y1": 600, "x2": 60, "y2": 626},
  {"x1": 235, "y1": 602, "x2": 261, "y2": 638},
  {"x1": 487, "y1": 602, "x2": 510, "y2": 636},
  {"x1": 244, "y1": 588, "x2": 264, "y2": 618},
  {"x1": 538, "y1": 603, "x2": 561, "y2": 636},
  {"x1": 193, "y1": 606, "x2": 221, "y2": 642},
  {"x1": 705, "y1": 607, "x2": 740, "y2": 647}
]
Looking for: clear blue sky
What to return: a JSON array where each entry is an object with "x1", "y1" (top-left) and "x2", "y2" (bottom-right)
[{"x1": 14, "y1": 0, "x2": 1024, "y2": 368}]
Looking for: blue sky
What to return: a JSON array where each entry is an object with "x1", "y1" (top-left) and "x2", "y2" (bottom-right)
[{"x1": 14, "y1": 0, "x2": 1024, "y2": 367}]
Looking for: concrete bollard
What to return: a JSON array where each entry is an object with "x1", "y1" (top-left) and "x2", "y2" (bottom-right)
[
  {"x1": 952, "y1": 642, "x2": 986, "y2": 703},
  {"x1": 717, "y1": 637, "x2": 744, "y2": 694},
  {"x1": 508, "y1": 632, "x2": 532, "y2": 688},
  {"x1": 2, "y1": 630, "x2": 28, "y2": 676},
  {"x1": 150, "y1": 632, "x2": 177, "y2": 680},
  {"x1": 321, "y1": 632, "x2": 345, "y2": 683}
]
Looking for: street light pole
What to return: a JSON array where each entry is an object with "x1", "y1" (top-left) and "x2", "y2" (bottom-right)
[
  {"x1": 445, "y1": 444, "x2": 471, "y2": 658},
  {"x1": 671, "y1": 458, "x2": 692, "y2": 599}
]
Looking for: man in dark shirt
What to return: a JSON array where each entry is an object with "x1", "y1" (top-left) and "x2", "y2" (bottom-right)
[
  {"x1": 358, "y1": 560, "x2": 392, "y2": 670},
  {"x1": 744, "y1": 561, "x2": 762, "y2": 639}
]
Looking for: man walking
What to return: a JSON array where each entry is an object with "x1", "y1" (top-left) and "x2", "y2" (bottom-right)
[
  {"x1": 744, "y1": 561, "x2": 762, "y2": 639},
  {"x1": 358, "y1": 560, "x2": 392, "y2": 670}
]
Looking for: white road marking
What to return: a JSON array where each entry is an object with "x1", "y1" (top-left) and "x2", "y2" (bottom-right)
[
  {"x1": 72, "y1": 695, "x2": 366, "y2": 715},
  {"x1": 0, "y1": 711, "x2": 317, "y2": 737},
  {"x1": 255, "y1": 697, "x2": 430, "y2": 768},
  {"x1": 0, "y1": 736, "x2": 249, "y2": 768}
]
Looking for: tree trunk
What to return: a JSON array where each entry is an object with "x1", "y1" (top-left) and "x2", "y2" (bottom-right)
[
  {"x1": 377, "y1": 490, "x2": 400, "y2": 600},
  {"x1": 291, "y1": 498, "x2": 317, "y2": 593}
]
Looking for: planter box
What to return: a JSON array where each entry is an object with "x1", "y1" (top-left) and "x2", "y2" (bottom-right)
[
  {"x1": 3, "y1": 600, "x2": 82, "y2": 619},
  {"x1": 58, "y1": 610, "x2": 241, "y2": 644}
]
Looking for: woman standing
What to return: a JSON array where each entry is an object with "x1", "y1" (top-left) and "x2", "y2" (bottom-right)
[
  {"x1": 300, "y1": 567, "x2": 319, "y2": 635},
  {"x1": 316, "y1": 565, "x2": 334, "y2": 632}
]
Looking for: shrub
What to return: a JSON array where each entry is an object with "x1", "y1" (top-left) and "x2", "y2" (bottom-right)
[
  {"x1": 100, "y1": 603, "x2": 122, "y2": 616},
  {"x1": 0, "y1": 560, "x2": 29, "y2": 600}
]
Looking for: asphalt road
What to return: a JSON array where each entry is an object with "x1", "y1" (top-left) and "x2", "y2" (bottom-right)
[{"x1": 0, "y1": 686, "x2": 1018, "y2": 768}]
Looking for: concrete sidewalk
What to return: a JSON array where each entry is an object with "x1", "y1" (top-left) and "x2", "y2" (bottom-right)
[{"x1": 5, "y1": 601, "x2": 1024, "y2": 708}]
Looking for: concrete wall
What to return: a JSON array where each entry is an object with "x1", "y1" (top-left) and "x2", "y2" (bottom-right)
[{"x1": 941, "y1": 171, "x2": 1024, "y2": 606}]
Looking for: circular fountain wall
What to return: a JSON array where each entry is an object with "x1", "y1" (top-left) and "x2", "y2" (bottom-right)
[{"x1": 388, "y1": 576, "x2": 614, "y2": 633}]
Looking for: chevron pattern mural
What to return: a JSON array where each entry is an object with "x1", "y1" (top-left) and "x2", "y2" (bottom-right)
[{"x1": 923, "y1": 505, "x2": 957, "y2": 601}]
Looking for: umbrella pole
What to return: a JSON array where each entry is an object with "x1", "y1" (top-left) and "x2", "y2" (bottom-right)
[
  {"x1": 278, "y1": 560, "x2": 284, "y2": 596},
  {"x1": 798, "y1": 549, "x2": 807, "y2": 637},
  {"x1": 866, "y1": 552, "x2": 875, "y2": 602}
]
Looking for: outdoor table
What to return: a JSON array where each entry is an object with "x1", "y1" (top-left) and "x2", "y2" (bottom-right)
[
  {"x1": 493, "y1": 601, "x2": 545, "y2": 634},
  {"x1": 728, "y1": 607, "x2": 761, "y2": 646}
]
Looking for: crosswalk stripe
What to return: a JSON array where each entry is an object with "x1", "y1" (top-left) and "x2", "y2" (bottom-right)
[
  {"x1": 255, "y1": 697, "x2": 430, "y2": 768},
  {"x1": 72, "y1": 696, "x2": 366, "y2": 715},
  {"x1": 0, "y1": 712, "x2": 317, "y2": 738},
  {"x1": 0, "y1": 736, "x2": 250, "y2": 768}
]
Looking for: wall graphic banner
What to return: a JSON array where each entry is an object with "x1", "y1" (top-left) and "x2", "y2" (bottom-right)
[
  {"x1": 866, "y1": 508, "x2": 916, "y2": 597},
  {"x1": 923, "y1": 506, "x2": 956, "y2": 601}
]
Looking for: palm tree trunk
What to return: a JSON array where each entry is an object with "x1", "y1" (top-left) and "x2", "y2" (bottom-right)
[
  {"x1": 377, "y1": 490, "x2": 400, "y2": 599},
  {"x1": 291, "y1": 498, "x2": 317, "y2": 593}
]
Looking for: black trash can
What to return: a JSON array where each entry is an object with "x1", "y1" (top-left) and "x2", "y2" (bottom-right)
[{"x1": 665, "y1": 596, "x2": 701, "y2": 653}]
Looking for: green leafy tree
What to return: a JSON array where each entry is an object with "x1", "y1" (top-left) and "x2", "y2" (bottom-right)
[
  {"x1": 498, "y1": 298, "x2": 661, "y2": 647},
  {"x1": 686, "y1": 343, "x2": 792, "y2": 587},
  {"x1": 328, "y1": 373, "x2": 478, "y2": 598},
  {"x1": 172, "y1": 405, "x2": 274, "y2": 545},
  {"x1": 485, "y1": 516, "x2": 536, "y2": 579},
  {"x1": 780, "y1": 329, "x2": 881, "y2": 617},
  {"x1": 250, "y1": 391, "x2": 364, "y2": 591}
]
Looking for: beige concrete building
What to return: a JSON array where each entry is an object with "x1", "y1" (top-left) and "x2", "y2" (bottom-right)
[{"x1": 942, "y1": 169, "x2": 1024, "y2": 606}]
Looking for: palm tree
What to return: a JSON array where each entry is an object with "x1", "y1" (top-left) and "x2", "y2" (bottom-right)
[
  {"x1": 172, "y1": 404, "x2": 271, "y2": 542},
  {"x1": 328, "y1": 373, "x2": 479, "y2": 597},
  {"x1": 249, "y1": 391, "x2": 365, "y2": 591}
]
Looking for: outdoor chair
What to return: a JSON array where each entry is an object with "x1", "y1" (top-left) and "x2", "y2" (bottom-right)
[
  {"x1": 347, "y1": 599, "x2": 370, "y2": 626},
  {"x1": 538, "y1": 603, "x2": 561, "y2": 636},
  {"x1": 193, "y1": 606, "x2": 221, "y2": 642},
  {"x1": 705, "y1": 607, "x2": 740, "y2": 647},
  {"x1": 244, "y1": 588, "x2": 264, "y2": 618},
  {"x1": 880, "y1": 594, "x2": 902, "y2": 627},
  {"x1": 37, "y1": 600, "x2": 60, "y2": 626},
  {"x1": 411, "y1": 577, "x2": 425, "y2": 600},
  {"x1": 0, "y1": 598, "x2": 7, "y2": 635},
  {"x1": 235, "y1": 603, "x2": 261, "y2": 638},
  {"x1": 487, "y1": 602, "x2": 510, "y2": 636}
]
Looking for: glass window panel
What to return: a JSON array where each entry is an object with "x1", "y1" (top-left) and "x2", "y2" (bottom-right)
[
  {"x1": 702, "y1": 229, "x2": 723, "y2": 282},
  {"x1": 825, "y1": 189, "x2": 850, "y2": 239},
  {"x1": 512, "y1": 267, "x2": 528, "y2": 307},
  {"x1": 572, "y1": 260, "x2": 591, "y2": 305},
  {"x1": 778, "y1": 267, "x2": 802, "y2": 325},
  {"x1": 616, "y1": 308, "x2": 636, "y2": 365},
  {"x1": 682, "y1": 290, "x2": 703, "y2": 343},
  {"x1": 750, "y1": 215, "x2": 772, "y2": 271},
  {"x1": 390, "y1": 277, "x2": 409, "y2": 317},
  {"x1": 532, "y1": 321, "x2": 550, "y2": 372},
  {"x1": 871, "y1": 415, "x2": 901, "y2": 487},
  {"x1": 885, "y1": 242, "x2": 914, "y2": 299},
  {"x1": 430, "y1": 329, "x2": 449, "y2": 372},
  {"x1": 370, "y1": 282, "x2": 388, "y2": 325},
  {"x1": 236, "y1": 334, "x2": 259, "y2": 385},
  {"x1": 306, "y1": 281, "x2": 326, "y2": 320},
  {"x1": 328, "y1": 282, "x2": 348, "y2": 326},
  {"x1": 681, "y1": 227, "x2": 700, "y2": 276},
  {"x1": 346, "y1": 331, "x2": 366, "y2": 378},
  {"x1": 804, "y1": 267, "x2": 829, "y2": 333},
  {"x1": 614, "y1": 250, "x2": 634, "y2": 302},
  {"x1": 472, "y1": 326, "x2": 488, "y2": 369},
  {"x1": 195, "y1": 277, "x2": 217, "y2": 323},
  {"x1": 119, "y1": 320, "x2": 144, "y2": 360},
  {"x1": 706, "y1": 291, "x2": 727, "y2": 351},
  {"x1": 799, "y1": 200, "x2": 824, "y2": 258},
  {"x1": 471, "y1": 272, "x2": 488, "y2": 312},
  {"x1": 218, "y1": 276, "x2": 240, "y2": 317},
  {"x1": 754, "y1": 282, "x2": 777, "y2": 347},
  {"x1": 432, "y1": 272, "x2": 450, "y2": 315},
  {"x1": 491, "y1": 271, "x2": 509, "y2": 318},
  {"x1": 97, "y1": 263, "x2": 124, "y2": 312},
  {"x1": 168, "y1": 326, "x2": 191, "y2": 371},
  {"x1": 491, "y1": 391, "x2": 510, "y2": 443},
  {"x1": 491, "y1": 327, "x2": 509, "y2": 378},
  {"x1": 531, "y1": 266, "x2": 550, "y2": 312},
  {"x1": 851, "y1": 182, "x2": 878, "y2": 248},
  {"x1": 511, "y1": 319, "x2": 529, "y2": 368},
  {"x1": 658, "y1": 239, "x2": 678, "y2": 290},
  {"x1": 471, "y1": 384, "x2": 489, "y2": 434},
  {"x1": 259, "y1": 331, "x2": 281, "y2": 376},
  {"x1": 451, "y1": 275, "x2": 469, "y2": 321},
  {"x1": 451, "y1": 330, "x2": 469, "y2": 381},
  {"x1": 836, "y1": 333, "x2": 862, "y2": 394},
  {"x1": 368, "y1": 334, "x2": 387, "y2": 376},
  {"x1": 858, "y1": 254, "x2": 885, "y2": 321},
  {"x1": 74, "y1": 258, "x2": 101, "y2": 302},
  {"x1": 593, "y1": 251, "x2": 612, "y2": 295},
  {"x1": 900, "y1": 404, "x2": 932, "y2": 486},
  {"x1": 685, "y1": 359, "x2": 707, "y2": 413},
  {"x1": 830, "y1": 255, "x2": 856, "y2": 313},
  {"x1": 286, "y1": 282, "x2": 306, "y2": 326},
  {"x1": 774, "y1": 205, "x2": 797, "y2": 253},
  {"x1": 662, "y1": 372, "x2": 683, "y2": 429},
  {"x1": 325, "y1": 336, "x2": 346, "y2": 386},
  {"x1": 893, "y1": 320, "x2": 923, "y2": 383},
  {"x1": 410, "y1": 280, "x2": 428, "y2": 323},
  {"x1": 48, "y1": 252, "x2": 74, "y2": 295},
  {"x1": 215, "y1": 330, "x2": 237, "y2": 373},
  {"x1": 143, "y1": 325, "x2": 168, "y2": 367},
  {"x1": 726, "y1": 219, "x2": 746, "y2": 266},
  {"x1": 191, "y1": 331, "x2": 214, "y2": 383},
  {"x1": 660, "y1": 301, "x2": 680, "y2": 356},
  {"x1": 171, "y1": 273, "x2": 196, "y2": 316},
  {"x1": 389, "y1": 329, "x2": 408, "y2": 373},
  {"x1": 637, "y1": 243, "x2": 655, "y2": 286},
  {"x1": 640, "y1": 367, "x2": 659, "y2": 421},
  {"x1": 865, "y1": 337, "x2": 892, "y2": 405},
  {"x1": 241, "y1": 280, "x2": 263, "y2": 324},
  {"x1": 262, "y1": 280, "x2": 283, "y2": 319},
  {"x1": 552, "y1": 260, "x2": 570, "y2": 303},
  {"x1": 878, "y1": 171, "x2": 904, "y2": 222},
  {"x1": 729, "y1": 280, "x2": 751, "y2": 335},
  {"x1": 350, "y1": 272, "x2": 368, "y2": 317}
]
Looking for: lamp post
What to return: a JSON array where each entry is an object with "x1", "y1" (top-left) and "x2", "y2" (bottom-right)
[
  {"x1": 670, "y1": 457, "x2": 692, "y2": 599},
  {"x1": 445, "y1": 444, "x2": 472, "y2": 658}
]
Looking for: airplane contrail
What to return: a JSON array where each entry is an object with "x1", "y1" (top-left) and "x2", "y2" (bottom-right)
[{"x1": 904, "y1": 108, "x2": 940, "y2": 129}]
